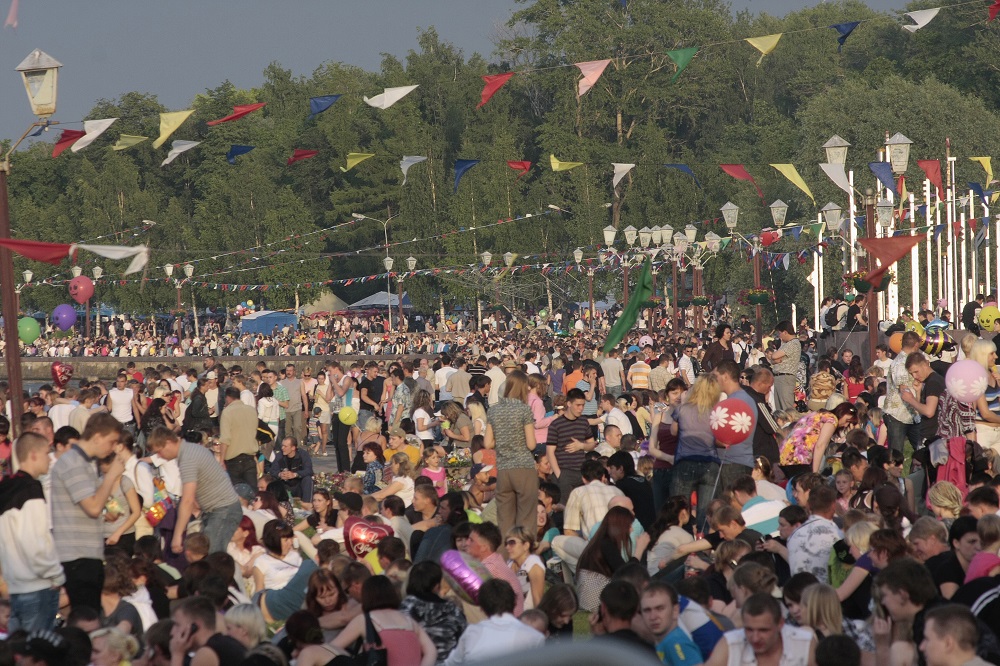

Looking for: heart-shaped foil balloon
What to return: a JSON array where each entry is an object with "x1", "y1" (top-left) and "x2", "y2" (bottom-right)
[
  {"x1": 345, "y1": 518, "x2": 393, "y2": 560},
  {"x1": 51, "y1": 361, "x2": 74, "y2": 389}
]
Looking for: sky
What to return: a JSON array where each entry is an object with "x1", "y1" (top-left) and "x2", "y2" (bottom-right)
[{"x1": 0, "y1": 0, "x2": 910, "y2": 143}]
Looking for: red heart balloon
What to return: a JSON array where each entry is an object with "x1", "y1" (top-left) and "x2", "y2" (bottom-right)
[
  {"x1": 345, "y1": 517, "x2": 394, "y2": 560},
  {"x1": 51, "y1": 361, "x2": 74, "y2": 389}
]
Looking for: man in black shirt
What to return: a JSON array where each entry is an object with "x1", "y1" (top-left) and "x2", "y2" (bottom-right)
[
  {"x1": 594, "y1": 580, "x2": 657, "y2": 656},
  {"x1": 962, "y1": 294, "x2": 984, "y2": 333},
  {"x1": 607, "y1": 451, "x2": 655, "y2": 531},
  {"x1": 170, "y1": 596, "x2": 247, "y2": 665},
  {"x1": 747, "y1": 368, "x2": 781, "y2": 464},
  {"x1": 358, "y1": 361, "x2": 385, "y2": 427},
  {"x1": 902, "y1": 352, "x2": 944, "y2": 447},
  {"x1": 845, "y1": 293, "x2": 867, "y2": 331}
]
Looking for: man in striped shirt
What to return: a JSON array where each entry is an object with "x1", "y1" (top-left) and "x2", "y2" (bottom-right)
[{"x1": 729, "y1": 475, "x2": 785, "y2": 538}]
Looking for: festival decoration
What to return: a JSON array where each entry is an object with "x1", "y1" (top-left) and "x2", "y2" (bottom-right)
[
  {"x1": 638, "y1": 335, "x2": 654, "y2": 348},
  {"x1": 869, "y1": 162, "x2": 898, "y2": 196},
  {"x1": 991, "y1": 0, "x2": 1000, "y2": 22},
  {"x1": 17, "y1": 317, "x2": 40, "y2": 344},
  {"x1": 52, "y1": 304, "x2": 77, "y2": 331},
  {"x1": 830, "y1": 22, "x2": 860, "y2": 51},
  {"x1": 400, "y1": 156, "x2": 427, "y2": 184},
  {"x1": 506, "y1": 160, "x2": 531, "y2": 179},
  {"x1": 902, "y1": 8, "x2": 940, "y2": 32},
  {"x1": 819, "y1": 162, "x2": 852, "y2": 196},
  {"x1": 945, "y1": 360, "x2": 989, "y2": 404},
  {"x1": 51, "y1": 129, "x2": 85, "y2": 158},
  {"x1": 477, "y1": 72, "x2": 514, "y2": 108},
  {"x1": 68, "y1": 275, "x2": 94, "y2": 304},
  {"x1": 888, "y1": 332, "x2": 904, "y2": 354},
  {"x1": 363, "y1": 85, "x2": 418, "y2": 109},
  {"x1": 152, "y1": 110, "x2": 194, "y2": 149},
  {"x1": 737, "y1": 288, "x2": 774, "y2": 306},
  {"x1": 921, "y1": 330, "x2": 954, "y2": 356},
  {"x1": 720, "y1": 164, "x2": 764, "y2": 201},
  {"x1": 664, "y1": 164, "x2": 702, "y2": 188},
  {"x1": 575, "y1": 59, "x2": 611, "y2": 96},
  {"x1": 50, "y1": 361, "x2": 74, "y2": 388},
  {"x1": 770, "y1": 164, "x2": 815, "y2": 205},
  {"x1": 924, "y1": 318, "x2": 950, "y2": 333},
  {"x1": 745, "y1": 33, "x2": 782, "y2": 65},
  {"x1": 550, "y1": 154, "x2": 584, "y2": 172},
  {"x1": 227, "y1": 145, "x2": 255, "y2": 164},
  {"x1": 979, "y1": 305, "x2": 1000, "y2": 332},
  {"x1": 454, "y1": 159, "x2": 480, "y2": 192},
  {"x1": 287, "y1": 149, "x2": 318, "y2": 165},
  {"x1": 206, "y1": 103, "x2": 265, "y2": 126},
  {"x1": 917, "y1": 159, "x2": 944, "y2": 195},
  {"x1": 112, "y1": 135, "x2": 147, "y2": 151},
  {"x1": 161, "y1": 140, "x2": 201, "y2": 167},
  {"x1": 346, "y1": 520, "x2": 393, "y2": 560},
  {"x1": 667, "y1": 47, "x2": 698, "y2": 81},
  {"x1": 859, "y1": 234, "x2": 921, "y2": 288},
  {"x1": 903, "y1": 320, "x2": 925, "y2": 336},
  {"x1": 338, "y1": 407, "x2": 358, "y2": 426},
  {"x1": 603, "y1": 258, "x2": 652, "y2": 352},
  {"x1": 709, "y1": 397, "x2": 756, "y2": 446},
  {"x1": 612, "y1": 163, "x2": 636, "y2": 189},
  {"x1": 440, "y1": 549, "x2": 491, "y2": 604},
  {"x1": 71, "y1": 118, "x2": 117, "y2": 152},
  {"x1": 308, "y1": 95, "x2": 341, "y2": 119},
  {"x1": 5, "y1": 0, "x2": 17, "y2": 29},
  {"x1": 341, "y1": 153, "x2": 375, "y2": 172}
]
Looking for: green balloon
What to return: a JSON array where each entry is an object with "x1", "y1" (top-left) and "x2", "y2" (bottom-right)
[{"x1": 17, "y1": 317, "x2": 40, "y2": 344}]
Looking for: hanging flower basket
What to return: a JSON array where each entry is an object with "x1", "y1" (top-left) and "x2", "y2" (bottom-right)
[
  {"x1": 748, "y1": 292, "x2": 773, "y2": 305},
  {"x1": 691, "y1": 296, "x2": 710, "y2": 307},
  {"x1": 677, "y1": 299, "x2": 692, "y2": 308}
]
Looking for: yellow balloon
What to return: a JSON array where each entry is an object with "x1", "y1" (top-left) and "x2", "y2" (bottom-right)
[
  {"x1": 246, "y1": 300, "x2": 254, "y2": 307},
  {"x1": 903, "y1": 320, "x2": 924, "y2": 337}
]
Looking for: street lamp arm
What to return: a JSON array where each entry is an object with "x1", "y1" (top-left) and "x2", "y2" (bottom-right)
[{"x1": 1, "y1": 120, "x2": 59, "y2": 172}]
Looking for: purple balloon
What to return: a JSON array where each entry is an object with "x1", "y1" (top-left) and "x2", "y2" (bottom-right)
[{"x1": 52, "y1": 304, "x2": 77, "y2": 332}]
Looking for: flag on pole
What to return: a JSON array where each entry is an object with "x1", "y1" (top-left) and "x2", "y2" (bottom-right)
[
  {"x1": 858, "y1": 235, "x2": 923, "y2": 287},
  {"x1": 602, "y1": 257, "x2": 652, "y2": 353}
]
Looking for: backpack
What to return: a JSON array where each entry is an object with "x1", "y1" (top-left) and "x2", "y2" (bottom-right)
[{"x1": 824, "y1": 306, "x2": 841, "y2": 328}]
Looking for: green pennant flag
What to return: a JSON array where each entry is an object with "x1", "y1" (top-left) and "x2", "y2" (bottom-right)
[
  {"x1": 667, "y1": 47, "x2": 698, "y2": 82},
  {"x1": 603, "y1": 257, "x2": 653, "y2": 353}
]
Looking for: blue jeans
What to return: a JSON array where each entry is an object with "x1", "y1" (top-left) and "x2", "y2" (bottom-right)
[
  {"x1": 652, "y1": 467, "x2": 672, "y2": 513},
  {"x1": 9, "y1": 587, "x2": 59, "y2": 632},
  {"x1": 201, "y1": 502, "x2": 243, "y2": 553},
  {"x1": 670, "y1": 459, "x2": 721, "y2": 532},
  {"x1": 884, "y1": 414, "x2": 921, "y2": 455}
]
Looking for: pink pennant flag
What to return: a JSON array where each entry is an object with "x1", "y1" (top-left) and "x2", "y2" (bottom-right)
[
  {"x1": 991, "y1": 0, "x2": 1000, "y2": 21},
  {"x1": 477, "y1": 73, "x2": 514, "y2": 109},
  {"x1": 206, "y1": 103, "x2": 266, "y2": 126},
  {"x1": 720, "y1": 164, "x2": 764, "y2": 201},
  {"x1": 576, "y1": 59, "x2": 611, "y2": 96},
  {"x1": 4, "y1": 0, "x2": 17, "y2": 29}
]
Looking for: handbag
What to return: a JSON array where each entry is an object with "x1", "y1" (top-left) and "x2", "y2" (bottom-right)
[
  {"x1": 256, "y1": 418, "x2": 274, "y2": 444},
  {"x1": 144, "y1": 473, "x2": 175, "y2": 527},
  {"x1": 359, "y1": 612, "x2": 388, "y2": 666}
]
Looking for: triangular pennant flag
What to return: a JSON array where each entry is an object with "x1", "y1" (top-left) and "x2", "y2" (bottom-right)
[
  {"x1": 903, "y1": 8, "x2": 940, "y2": 32},
  {"x1": 287, "y1": 149, "x2": 319, "y2": 165},
  {"x1": 720, "y1": 164, "x2": 764, "y2": 201},
  {"x1": 0, "y1": 238, "x2": 72, "y2": 264},
  {"x1": 5, "y1": 0, "x2": 18, "y2": 29},
  {"x1": 917, "y1": 159, "x2": 944, "y2": 196},
  {"x1": 859, "y1": 235, "x2": 923, "y2": 286},
  {"x1": 787, "y1": 226, "x2": 802, "y2": 240},
  {"x1": 400, "y1": 156, "x2": 427, "y2": 185},
  {"x1": 969, "y1": 182, "x2": 989, "y2": 208},
  {"x1": 770, "y1": 164, "x2": 815, "y2": 205},
  {"x1": 782, "y1": 254, "x2": 791, "y2": 270},
  {"x1": 111, "y1": 135, "x2": 148, "y2": 151},
  {"x1": 991, "y1": 0, "x2": 1000, "y2": 22},
  {"x1": 160, "y1": 140, "x2": 200, "y2": 167},
  {"x1": 970, "y1": 157, "x2": 994, "y2": 184},
  {"x1": 363, "y1": 85, "x2": 418, "y2": 109},
  {"x1": 75, "y1": 243, "x2": 150, "y2": 275},
  {"x1": 933, "y1": 224, "x2": 945, "y2": 240},
  {"x1": 612, "y1": 163, "x2": 635, "y2": 189},
  {"x1": 151, "y1": 110, "x2": 194, "y2": 149},
  {"x1": 454, "y1": 159, "x2": 479, "y2": 192},
  {"x1": 226, "y1": 145, "x2": 255, "y2": 164},
  {"x1": 308, "y1": 95, "x2": 341, "y2": 119},
  {"x1": 602, "y1": 258, "x2": 652, "y2": 352},
  {"x1": 663, "y1": 164, "x2": 702, "y2": 188},
  {"x1": 477, "y1": 72, "x2": 514, "y2": 109},
  {"x1": 575, "y1": 59, "x2": 611, "y2": 96},
  {"x1": 71, "y1": 118, "x2": 117, "y2": 152},
  {"x1": 745, "y1": 34, "x2": 782, "y2": 66},
  {"x1": 506, "y1": 160, "x2": 532, "y2": 179},
  {"x1": 869, "y1": 162, "x2": 898, "y2": 196},
  {"x1": 206, "y1": 103, "x2": 265, "y2": 126},
  {"x1": 340, "y1": 153, "x2": 375, "y2": 172},
  {"x1": 666, "y1": 47, "x2": 698, "y2": 82},
  {"x1": 551, "y1": 154, "x2": 584, "y2": 172},
  {"x1": 52, "y1": 129, "x2": 86, "y2": 158},
  {"x1": 830, "y1": 22, "x2": 860, "y2": 51},
  {"x1": 819, "y1": 163, "x2": 852, "y2": 196}
]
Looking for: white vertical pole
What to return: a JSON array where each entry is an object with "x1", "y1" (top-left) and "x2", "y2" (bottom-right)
[
  {"x1": 909, "y1": 191, "x2": 918, "y2": 313},
  {"x1": 849, "y1": 170, "x2": 858, "y2": 272},
  {"x1": 961, "y1": 212, "x2": 969, "y2": 308},
  {"x1": 936, "y1": 191, "x2": 944, "y2": 309},
  {"x1": 885, "y1": 169, "x2": 898, "y2": 321},
  {"x1": 969, "y1": 191, "x2": 978, "y2": 297},
  {"x1": 985, "y1": 202, "x2": 992, "y2": 296},
  {"x1": 946, "y1": 186, "x2": 955, "y2": 315},
  {"x1": 924, "y1": 179, "x2": 933, "y2": 310}
]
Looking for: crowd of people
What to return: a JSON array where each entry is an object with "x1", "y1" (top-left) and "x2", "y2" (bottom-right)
[{"x1": 0, "y1": 306, "x2": 998, "y2": 666}]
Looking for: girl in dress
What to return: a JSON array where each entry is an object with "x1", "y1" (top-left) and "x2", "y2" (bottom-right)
[{"x1": 420, "y1": 447, "x2": 448, "y2": 497}]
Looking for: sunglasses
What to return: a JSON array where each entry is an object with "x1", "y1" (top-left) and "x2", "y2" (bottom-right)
[{"x1": 505, "y1": 539, "x2": 521, "y2": 547}]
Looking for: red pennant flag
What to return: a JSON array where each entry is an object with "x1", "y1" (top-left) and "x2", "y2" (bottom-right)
[
  {"x1": 477, "y1": 73, "x2": 514, "y2": 109},
  {"x1": 858, "y1": 235, "x2": 923, "y2": 287},
  {"x1": 0, "y1": 238, "x2": 73, "y2": 264},
  {"x1": 206, "y1": 103, "x2": 266, "y2": 126},
  {"x1": 990, "y1": 0, "x2": 1000, "y2": 21},
  {"x1": 506, "y1": 160, "x2": 532, "y2": 179},
  {"x1": 287, "y1": 149, "x2": 319, "y2": 165},
  {"x1": 720, "y1": 164, "x2": 764, "y2": 201},
  {"x1": 917, "y1": 159, "x2": 944, "y2": 196},
  {"x1": 52, "y1": 130, "x2": 86, "y2": 158}
]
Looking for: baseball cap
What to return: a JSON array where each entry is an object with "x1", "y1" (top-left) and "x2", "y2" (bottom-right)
[
  {"x1": 233, "y1": 483, "x2": 256, "y2": 502},
  {"x1": 388, "y1": 427, "x2": 407, "y2": 438},
  {"x1": 334, "y1": 491, "x2": 363, "y2": 513},
  {"x1": 14, "y1": 630, "x2": 69, "y2": 664},
  {"x1": 206, "y1": 371, "x2": 218, "y2": 380},
  {"x1": 501, "y1": 359, "x2": 518, "y2": 369},
  {"x1": 470, "y1": 463, "x2": 495, "y2": 478}
]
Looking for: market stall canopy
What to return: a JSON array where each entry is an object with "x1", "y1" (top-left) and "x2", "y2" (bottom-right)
[
  {"x1": 239, "y1": 309, "x2": 298, "y2": 334},
  {"x1": 347, "y1": 291, "x2": 411, "y2": 310}
]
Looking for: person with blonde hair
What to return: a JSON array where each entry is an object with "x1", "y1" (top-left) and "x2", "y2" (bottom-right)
[
  {"x1": 726, "y1": 562, "x2": 779, "y2": 627},
  {"x1": 506, "y1": 525, "x2": 545, "y2": 609},
  {"x1": 669, "y1": 375, "x2": 724, "y2": 521},
  {"x1": 89, "y1": 627, "x2": 140, "y2": 666},
  {"x1": 800, "y1": 583, "x2": 875, "y2": 664},
  {"x1": 965, "y1": 339, "x2": 1000, "y2": 450},
  {"x1": 224, "y1": 603, "x2": 268, "y2": 650},
  {"x1": 927, "y1": 481, "x2": 963, "y2": 529},
  {"x1": 371, "y1": 452, "x2": 416, "y2": 507}
]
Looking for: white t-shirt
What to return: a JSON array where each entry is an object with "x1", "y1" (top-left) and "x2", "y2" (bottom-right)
[
  {"x1": 253, "y1": 551, "x2": 302, "y2": 590},
  {"x1": 512, "y1": 554, "x2": 545, "y2": 610},
  {"x1": 413, "y1": 408, "x2": 434, "y2": 439},
  {"x1": 392, "y1": 476, "x2": 415, "y2": 507},
  {"x1": 108, "y1": 387, "x2": 135, "y2": 424}
]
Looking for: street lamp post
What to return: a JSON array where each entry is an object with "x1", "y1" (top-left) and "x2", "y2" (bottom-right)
[
  {"x1": 397, "y1": 256, "x2": 415, "y2": 333},
  {"x1": 1, "y1": 50, "x2": 61, "y2": 431},
  {"x1": 89, "y1": 266, "x2": 103, "y2": 337},
  {"x1": 353, "y1": 212, "x2": 395, "y2": 334},
  {"x1": 164, "y1": 263, "x2": 181, "y2": 310},
  {"x1": 14, "y1": 270, "x2": 32, "y2": 314}
]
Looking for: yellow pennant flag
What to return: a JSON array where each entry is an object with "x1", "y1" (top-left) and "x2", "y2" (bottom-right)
[
  {"x1": 550, "y1": 154, "x2": 584, "y2": 172},
  {"x1": 745, "y1": 34, "x2": 782, "y2": 66},
  {"x1": 770, "y1": 164, "x2": 815, "y2": 205},
  {"x1": 970, "y1": 157, "x2": 994, "y2": 184},
  {"x1": 111, "y1": 135, "x2": 148, "y2": 151},
  {"x1": 152, "y1": 110, "x2": 194, "y2": 149},
  {"x1": 340, "y1": 153, "x2": 375, "y2": 172}
]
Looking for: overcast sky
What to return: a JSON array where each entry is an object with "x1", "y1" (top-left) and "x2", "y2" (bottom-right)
[{"x1": 0, "y1": 0, "x2": 909, "y2": 143}]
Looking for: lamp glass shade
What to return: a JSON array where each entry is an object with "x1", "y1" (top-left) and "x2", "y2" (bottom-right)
[
  {"x1": 481, "y1": 251, "x2": 492, "y2": 267},
  {"x1": 163, "y1": 263, "x2": 174, "y2": 277},
  {"x1": 876, "y1": 199, "x2": 894, "y2": 228},
  {"x1": 383, "y1": 256, "x2": 394, "y2": 272},
  {"x1": 573, "y1": 248, "x2": 583, "y2": 264},
  {"x1": 885, "y1": 133, "x2": 912, "y2": 174},
  {"x1": 721, "y1": 201, "x2": 739, "y2": 229},
  {"x1": 821, "y1": 202, "x2": 843, "y2": 231},
  {"x1": 650, "y1": 225, "x2": 663, "y2": 245},
  {"x1": 503, "y1": 252, "x2": 515, "y2": 268},
  {"x1": 705, "y1": 231, "x2": 721, "y2": 253},
  {"x1": 769, "y1": 200, "x2": 789, "y2": 227},
  {"x1": 638, "y1": 226, "x2": 652, "y2": 248},
  {"x1": 674, "y1": 237, "x2": 689, "y2": 253},
  {"x1": 16, "y1": 50, "x2": 61, "y2": 118},
  {"x1": 684, "y1": 224, "x2": 698, "y2": 243},
  {"x1": 406, "y1": 256, "x2": 417, "y2": 271},
  {"x1": 661, "y1": 225, "x2": 674, "y2": 245},
  {"x1": 602, "y1": 225, "x2": 617, "y2": 246},
  {"x1": 822, "y1": 134, "x2": 851, "y2": 165},
  {"x1": 92, "y1": 266, "x2": 103, "y2": 280},
  {"x1": 22, "y1": 270, "x2": 32, "y2": 284},
  {"x1": 183, "y1": 264, "x2": 194, "y2": 278},
  {"x1": 623, "y1": 225, "x2": 637, "y2": 246},
  {"x1": 70, "y1": 265, "x2": 82, "y2": 278}
]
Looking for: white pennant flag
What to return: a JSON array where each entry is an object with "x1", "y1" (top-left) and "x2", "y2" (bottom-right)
[
  {"x1": 782, "y1": 254, "x2": 791, "y2": 270},
  {"x1": 400, "y1": 156, "x2": 427, "y2": 185},
  {"x1": 612, "y1": 163, "x2": 635, "y2": 189},
  {"x1": 160, "y1": 140, "x2": 201, "y2": 167},
  {"x1": 71, "y1": 118, "x2": 117, "y2": 152},
  {"x1": 819, "y1": 163, "x2": 853, "y2": 196},
  {"x1": 902, "y1": 8, "x2": 940, "y2": 32},
  {"x1": 73, "y1": 244, "x2": 150, "y2": 275},
  {"x1": 364, "y1": 85, "x2": 419, "y2": 109}
]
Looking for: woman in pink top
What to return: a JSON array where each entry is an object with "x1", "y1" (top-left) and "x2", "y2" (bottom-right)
[
  {"x1": 332, "y1": 576, "x2": 437, "y2": 666},
  {"x1": 527, "y1": 374, "x2": 556, "y2": 452}
]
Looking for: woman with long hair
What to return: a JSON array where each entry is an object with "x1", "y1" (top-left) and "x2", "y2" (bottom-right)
[
  {"x1": 353, "y1": 417, "x2": 387, "y2": 473},
  {"x1": 361, "y1": 441, "x2": 386, "y2": 495},
  {"x1": 575, "y1": 506, "x2": 651, "y2": 612},
  {"x1": 411, "y1": 389, "x2": 440, "y2": 448},
  {"x1": 927, "y1": 480, "x2": 963, "y2": 530},
  {"x1": 537, "y1": 583, "x2": 578, "y2": 639},
  {"x1": 800, "y1": 583, "x2": 876, "y2": 665},
  {"x1": 872, "y1": 484, "x2": 916, "y2": 536},
  {"x1": 836, "y1": 526, "x2": 908, "y2": 621},
  {"x1": 304, "y1": 568, "x2": 347, "y2": 641},
  {"x1": 257, "y1": 383, "x2": 280, "y2": 437},
  {"x1": 725, "y1": 562, "x2": 779, "y2": 627},
  {"x1": 751, "y1": 456, "x2": 787, "y2": 502},
  {"x1": 228, "y1": 516, "x2": 265, "y2": 595},
  {"x1": 371, "y1": 452, "x2": 417, "y2": 506},
  {"x1": 669, "y1": 374, "x2": 724, "y2": 521},
  {"x1": 484, "y1": 370, "x2": 539, "y2": 540},
  {"x1": 527, "y1": 373, "x2": 557, "y2": 453},
  {"x1": 848, "y1": 466, "x2": 889, "y2": 512},
  {"x1": 964, "y1": 340, "x2": 1000, "y2": 445},
  {"x1": 647, "y1": 495, "x2": 694, "y2": 577},
  {"x1": 398, "y1": 560, "x2": 467, "y2": 663},
  {"x1": 843, "y1": 357, "x2": 866, "y2": 402},
  {"x1": 780, "y1": 402, "x2": 858, "y2": 477},
  {"x1": 440, "y1": 401, "x2": 472, "y2": 451}
]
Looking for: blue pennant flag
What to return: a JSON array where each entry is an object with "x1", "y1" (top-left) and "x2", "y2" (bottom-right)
[
  {"x1": 968, "y1": 182, "x2": 993, "y2": 208},
  {"x1": 226, "y1": 145, "x2": 255, "y2": 165},
  {"x1": 916, "y1": 204, "x2": 927, "y2": 217},
  {"x1": 933, "y1": 224, "x2": 945, "y2": 240},
  {"x1": 830, "y1": 22, "x2": 860, "y2": 52},
  {"x1": 855, "y1": 215, "x2": 867, "y2": 231},
  {"x1": 308, "y1": 95, "x2": 341, "y2": 120},
  {"x1": 975, "y1": 222, "x2": 988, "y2": 249},
  {"x1": 454, "y1": 159, "x2": 480, "y2": 193},
  {"x1": 869, "y1": 162, "x2": 898, "y2": 197},
  {"x1": 787, "y1": 226, "x2": 802, "y2": 240},
  {"x1": 663, "y1": 164, "x2": 702, "y2": 189}
]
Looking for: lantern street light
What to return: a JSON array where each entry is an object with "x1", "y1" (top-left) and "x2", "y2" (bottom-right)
[
  {"x1": 14, "y1": 270, "x2": 33, "y2": 314},
  {"x1": 638, "y1": 226, "x2": 652, "y2": 249},
  {"x1": 85, "y1": 265, "x2": 103, "y2": 338},
  {"x1": 70, "y1": 265, "x2": 82, "y2": 278},
  {"x1": 574, "y1": 248, "x2": 595, "y2": 330},
  {"x1": 354, "y1": 212, "x2": 397, "y2": 332},
  {"x1": 876, "y1": 199, "x2": 894, "y2": 229},
  {"x1": 602, "y1": 225, "x2": 617, "y2": 246},
  {"x1": 821, "y1": 202, "x2": 843, "y2": 231},
  {"x1": 822, "y1": 135, "x2": 851, "y2": 165},
  {"x1": 684, "y1": 224, "x2": 698, "y2": 243},
  {"x1": 623, "y1": 225, "x2": 638, "y2": 246},
  {"x1": 861, "y1": 188, "x2": 881, "y2": 366},
  {"x1": 885, "y1": 133, "x2": 913, "y2": 175},
  {"x1": 769, "y1": 200, "x2": 789, "y2": 228},
  {"x1": 724, "y1": 201, "x2": 762, "y2": 344},
  {"x1": 651, "y1": 226, "x2": 663, "y2": 246},
  {"x1": 396, "y1": 256, "x2": 416, "y2": 331},
  {"x1": 480, "y1": 251, "x2": 492, "y2": 267}
]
